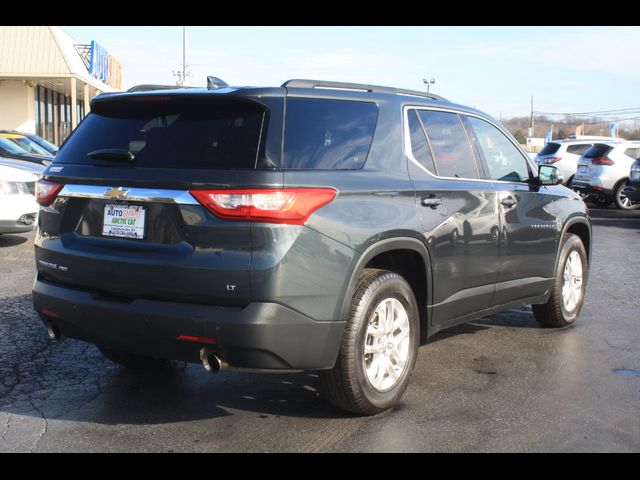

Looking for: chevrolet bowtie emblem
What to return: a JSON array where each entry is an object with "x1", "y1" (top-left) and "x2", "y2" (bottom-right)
[{"x1": 104, "y1": 187, "x2": 129, "y2": 199}]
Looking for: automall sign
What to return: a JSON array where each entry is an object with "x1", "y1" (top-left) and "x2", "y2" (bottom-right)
[{"x1": 89, "y1": 41, "x2": 122, "y2": 89}]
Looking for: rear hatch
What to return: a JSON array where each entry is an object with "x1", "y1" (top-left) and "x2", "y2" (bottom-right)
[
  {"x1": 575, "y1": 143, "x2": 614, "y2": 182},
  {"x1": 36, "y1": 92, "x2": 283, "y2": 307},
  {"x1": 534, "y1": 141, "x2": 561, "y2": 165}
]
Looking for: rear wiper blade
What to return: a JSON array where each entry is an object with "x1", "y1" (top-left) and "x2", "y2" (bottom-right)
[{"x1": 87, "y1": 149, "x2": 136, "y2": 162}]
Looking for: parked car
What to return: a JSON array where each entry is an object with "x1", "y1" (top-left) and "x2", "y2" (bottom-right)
[
  {"x1": 0, "y1": 131, "x2": 53, "y2": 156},
  {"x1": 32, "y1": 79, "x2": 591, "y2": 414},
  {"x1": 572, "y1": 141, "x2": 640, "y2": 210},
  {"x1": 0, "y1": 163, "x2": 42, "y2": 234},
  {"x1": 21, "y1": 132, "x2": 59, "y2": 155},
  {"x1": 628, "y1": 157, "x2": 640, "y2": 203},
  {"x1": 0, "y1": 136, "x2": 53, "y2": 166},
  {"x1": 534, "y1": 136, "x2": 625, "y2": 187}
]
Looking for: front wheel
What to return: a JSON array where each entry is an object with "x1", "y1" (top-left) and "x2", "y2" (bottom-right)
[
  {"x1": 532, "y1": 234, "x2": 588, "y2": 328},
  {"x1": 319, "y1": 269, "x2": 420, "y2": 415}
]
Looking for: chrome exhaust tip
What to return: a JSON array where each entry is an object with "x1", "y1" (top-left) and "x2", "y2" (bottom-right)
[
  {"x1": 199, "y1": 348, "x2": 223, "y2": 373},
  {"x1": 46, "y1": 322, "x2": 62, "y2": 340}
]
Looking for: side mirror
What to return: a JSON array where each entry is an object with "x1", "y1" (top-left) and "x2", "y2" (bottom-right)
[{"x1": 537, "y1": 164, "x2": 563, "y2": 186}]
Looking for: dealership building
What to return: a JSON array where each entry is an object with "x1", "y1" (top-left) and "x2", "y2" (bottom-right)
[{"x1": 0, "y1": 26, "x2": 122, "y2": 146}]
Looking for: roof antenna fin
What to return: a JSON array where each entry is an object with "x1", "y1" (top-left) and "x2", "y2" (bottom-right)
[{"x1": 207, "y1": 76, "x2": 229, "y2": 89}]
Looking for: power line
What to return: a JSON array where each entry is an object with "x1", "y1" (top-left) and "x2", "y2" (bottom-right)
[{"x1": 534, "y1": 106, "x2": 640, "y2": 115}]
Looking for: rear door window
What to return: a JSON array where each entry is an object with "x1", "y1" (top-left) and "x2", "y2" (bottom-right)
[
  {"x1": 566, "y1": 144, "x2": 591, "y2": 155},
  {"x1": 55, "y1": 97, "x2": 269, "y2": 169},
  {"x1": 418, "y1": 110, "x2": 479, "y2": 179},
  {"x1": 624, "y1": 147, "x2": 640, "y2": 159},
  {"x1": 283, "y1": 98, "x2": 377, "y2": 169},
  {"x1": 407, "y1": 109, "x2": 437, "y2": 174}
]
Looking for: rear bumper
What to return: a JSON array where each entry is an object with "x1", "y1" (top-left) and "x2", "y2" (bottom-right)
[
  {"x1": 33, "y1": 278, "x2": 345, "y2": 371},
  {"x1": 571, "y1": 181, "x2": 613, "y2": 197},
  {"x1": 0, "y1": 218, "x2": 37, "y2": 234}
]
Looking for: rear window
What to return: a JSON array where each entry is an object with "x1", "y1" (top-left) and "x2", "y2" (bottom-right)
[
  {"x1": 55, "y1": 97, "x2": 269, "y2": 169},
  {"x1": 538, "y1": 142, "x2": 561, "y2": 155},
  {"x1": 283, "y1": 98, "x2": 377, "y2": 169},
  {"x1": 584, "y1": 144, "x2": 614, "y2": 158}
]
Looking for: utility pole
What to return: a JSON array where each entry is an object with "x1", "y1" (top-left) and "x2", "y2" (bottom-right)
[{"x1": 530, "y1": 96, "x2": 534, "y2": 137}]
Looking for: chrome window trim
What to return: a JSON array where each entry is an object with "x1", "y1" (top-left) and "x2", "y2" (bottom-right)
[
  {"x1": 58, "y1": 185, "x2": 199, "y2": 205},
  {"x1": 402, "y1": 105, "x2": 538, "y2": 185}
]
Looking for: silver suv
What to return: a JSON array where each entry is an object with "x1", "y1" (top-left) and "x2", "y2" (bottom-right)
[
  {"x1": 572, "y1": 141, "x2": 640, "y2": 209},
  {"x1": 535, "y1": 136, "x2": 625, "y2": 186}
]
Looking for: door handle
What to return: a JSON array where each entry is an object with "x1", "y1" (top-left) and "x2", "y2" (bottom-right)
[
  {"x1": 421, "y1": 196, "x2": 442, "y2": 208},
  {"x1": 501, "y1": 197, "x2": 517, "y2": 208}
]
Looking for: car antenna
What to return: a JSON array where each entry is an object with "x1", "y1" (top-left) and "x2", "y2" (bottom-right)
[{"x1": 207, "y1": 76, "x2": 229, "y2": 89}]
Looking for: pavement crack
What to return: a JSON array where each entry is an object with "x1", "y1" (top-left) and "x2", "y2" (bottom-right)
[{"x1": 27, "y1": 399, "x2": 48, "y2": 453}]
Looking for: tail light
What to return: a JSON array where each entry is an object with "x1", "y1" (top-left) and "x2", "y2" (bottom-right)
[
  {"x1": 542, "y1": 157, "x2": 562, "y2": 164},
  {"x1": 36, "y1": 179, "x2": 64, "y2": 206},
  {"x1": 591, "y1": 156, "x2": 615, "y2": 166},
  {"x1": 189, "y1": 188, "x2": 337, "y2": 225}
]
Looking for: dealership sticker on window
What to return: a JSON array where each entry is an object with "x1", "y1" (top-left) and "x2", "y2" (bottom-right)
[{"x1": 103, "y1": 204, "x2": 146, "y2": 239}]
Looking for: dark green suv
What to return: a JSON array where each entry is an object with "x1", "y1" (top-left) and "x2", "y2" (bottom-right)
[{"x1": 32, "y1": 79, "x2": 591, "y2": 414}]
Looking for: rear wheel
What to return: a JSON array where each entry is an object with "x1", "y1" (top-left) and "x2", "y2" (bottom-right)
[
  {"x1": 532, "y1": 234, "x2": 588, "y2": 328},
  {"x1": 98, "y1": 345, "x2": 171, "y2": 369},
  {"x1": 319, "y1": 269, "x2": 420, "y2": 415},
  {"x1": 614, "y1": 180, "x2": 640, "y2": 210}
]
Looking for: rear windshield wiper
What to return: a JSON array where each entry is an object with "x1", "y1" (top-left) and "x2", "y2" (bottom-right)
[{"x1": 87, "y1": 149, "x2": 136, "y2": 162}]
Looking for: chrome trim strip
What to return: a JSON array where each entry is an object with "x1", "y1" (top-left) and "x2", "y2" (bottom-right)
[{"x1": 58, "y1": 185, "x2": 199, "y2": 205}]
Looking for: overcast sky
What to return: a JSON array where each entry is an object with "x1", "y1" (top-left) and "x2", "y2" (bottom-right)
[{"x1": 63, "y1": 26, "x2": 640, "y2": 120}]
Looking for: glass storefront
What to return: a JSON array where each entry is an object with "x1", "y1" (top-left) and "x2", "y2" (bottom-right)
[{"x1": 34, "y1": 85, "x2": 85, "y2": 146}]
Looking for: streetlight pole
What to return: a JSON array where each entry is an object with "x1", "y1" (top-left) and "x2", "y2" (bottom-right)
[{"x1": 423, "y1": 77, "x2": 436, "y2": 94}]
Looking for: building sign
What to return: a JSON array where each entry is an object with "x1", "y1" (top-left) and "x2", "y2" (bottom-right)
[{"x1": 89, "y1": 41, "x2": 122, "y2": 90}]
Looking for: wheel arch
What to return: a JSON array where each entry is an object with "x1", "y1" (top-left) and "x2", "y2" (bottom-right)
[
  {"x1": 338, "y1": 237, "x2": 433, "y2": 343},
  {"x1": 558, "y1": 217, "x2": 592, "y2": 269}
]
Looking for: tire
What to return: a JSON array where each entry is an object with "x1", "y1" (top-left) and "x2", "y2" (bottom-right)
[
  {"x1": 591, "y1": 195, "x2": 612, "y2": 208},
  {"x1": 98, "y1": 345, "x2": 171, "y2": 369},
  {"x1": 532, "y1": 234, "x2": 588, "y2": 328},
  {"x1": 319, "y1": 269, "x2": 420, "y2": 415},
  {"x1": 613, "y1": 180, "x2": 640, "y2": 210}
]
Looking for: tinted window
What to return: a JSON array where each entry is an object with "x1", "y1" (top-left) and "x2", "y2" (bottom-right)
[
  {"x1": 624, "y1": 147, "x2": 640, "y2": 159},
  {"x1": 467, "y1": 116, "x2": 530, "y2": 183},
  {"x1": 407, "y1": 109, "x2": 436, "y2": 174},
  {"x1": 55, "y1": 97, "x2": 268, "y2": 169},
  {"x1": 0, "y1": 136, "x2": 29, "y2": 155},
  {"x1": 283, "y1": 98, "x2": 377, "y2": 169},
  {"x1": 418, "y1": 110, "x2": 478, "y2": 179},
  {"x1": 566, "y1": 144, "x2": 591, "y2": 155},
  {"x1": 538, "y1": 142, "x2": 561, "y2": 155},
  {"x1": 584, "y1": 144, "x2": 614, "y2": 158}
]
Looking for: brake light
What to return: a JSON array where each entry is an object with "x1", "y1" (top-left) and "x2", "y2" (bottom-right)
[
  {"x1": 591, "y1": 156, "x2": 615, "y2": 166},
  {"x1": 543, "y1": 157, "x2": 562, "y2": 164},
  {"x1": 36, "y1": 179, "x2": 64, "y2": 206},
  {"x1": 189, "y1": 188, "x2": 337, "y2": 225}
]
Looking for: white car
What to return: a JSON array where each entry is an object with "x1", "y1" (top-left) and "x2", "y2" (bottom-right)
[
  {"x1": 0, "y1": 162, "x2": 42, "y2": 234},
  {"x1": 573, "y1": 141, "x2": 640, "y2": 210},
  {"x1": 534, "y1": 135, "x2": 626, "y2": 186}
]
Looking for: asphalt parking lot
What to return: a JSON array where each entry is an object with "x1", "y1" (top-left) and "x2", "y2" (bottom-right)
[{"x1": 0, "y1": 206, "x2": 639, "y2": 452}]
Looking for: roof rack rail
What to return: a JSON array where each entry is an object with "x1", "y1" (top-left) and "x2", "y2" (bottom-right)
[
  {"x1": 127, "y1": 84, "x2": 199, "y2": 93},
  {"x1": 281, "y1": 79, "x2": 447, "y2": 101}
]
